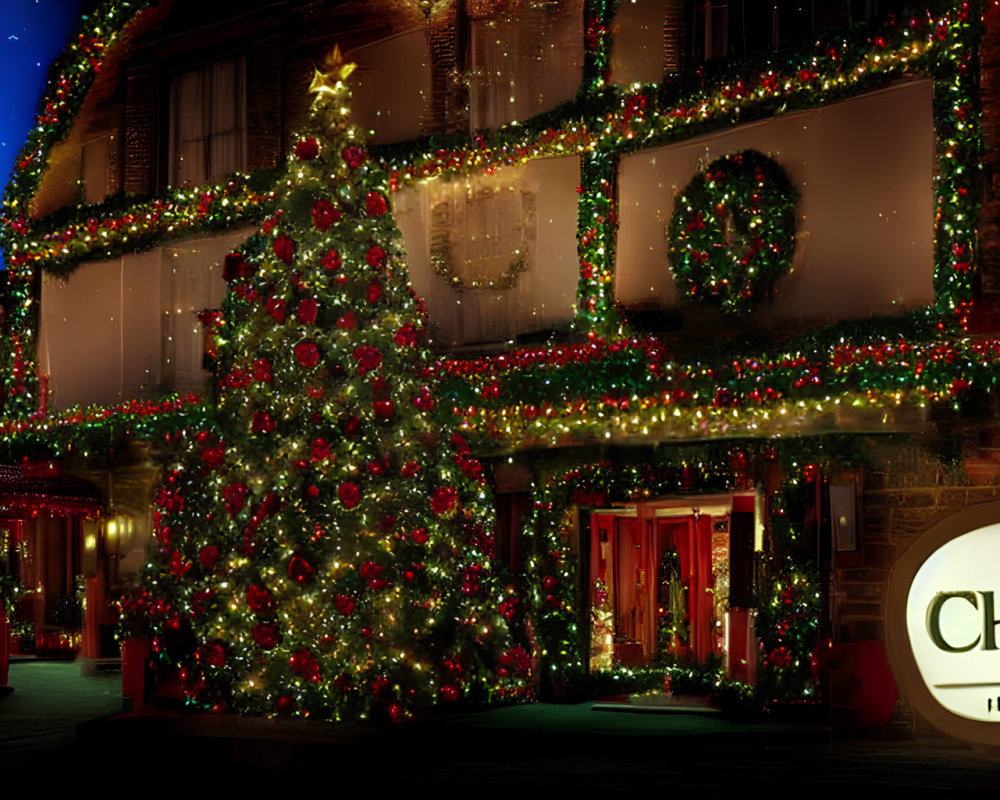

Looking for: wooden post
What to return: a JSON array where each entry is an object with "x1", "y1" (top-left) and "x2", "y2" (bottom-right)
[
  {"x1": 727, "y1": 606, "x2": 756, "y2": 685},
  {"x1": 0, "y1": 598, "x2": 10, "y2": 695},
  {"x1": 82, "y1": 574, "x2": 103, "y2": 660}
]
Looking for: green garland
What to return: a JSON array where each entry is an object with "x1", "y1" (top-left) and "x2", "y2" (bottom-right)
[
  {"x1": 668, "y1": 150, "x2": 799, "y2": 316},
  {"x1": 8, "y1": 169, "x2": 278, "y2": 279},
  {"x1": 0, "y1": 4, "x2": 986, "y2": 454}
]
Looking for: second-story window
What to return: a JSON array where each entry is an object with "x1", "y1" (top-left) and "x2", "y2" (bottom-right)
[
  {"x1": 168, "y1": 56, "x2": 247, "y2": 186},
  {"x1": 466, "y1": 0, "x2": 583, "y2": 131},
  {"x1": 703, "y1": 1, "x2": 729, "y2": 60}
]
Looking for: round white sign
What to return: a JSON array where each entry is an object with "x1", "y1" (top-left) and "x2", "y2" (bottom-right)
[{"x1": 906, "y1": 521, "x2": 1000, "y2": 722}]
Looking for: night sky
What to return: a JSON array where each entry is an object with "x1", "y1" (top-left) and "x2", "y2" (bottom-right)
[{"x1": 0, "y1": 1, "x2": 90, "y2": 267}]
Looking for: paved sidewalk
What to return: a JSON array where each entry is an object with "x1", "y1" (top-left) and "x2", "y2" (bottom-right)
[
  {"x1": 5, "y1": 658, "x2": 1000, "y2": 789},
  {"x1": 0, "y1": 659, "x2": 121, "y2": 768}
]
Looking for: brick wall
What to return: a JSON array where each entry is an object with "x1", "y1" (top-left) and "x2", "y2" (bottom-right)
[
  {"x1": 247, "y1": 38, "x2": 282, "y2": 171},
  {"x1": 977, "y1": 3, "x2": 1000, "y2": 311},
  {"x1": 123, "y1": 72, "x2": 155, "y2": 196}
]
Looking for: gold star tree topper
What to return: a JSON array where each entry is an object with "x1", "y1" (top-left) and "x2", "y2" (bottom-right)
[{"x1": 309, "y1": 45, "x2": 358, "y2": 96}]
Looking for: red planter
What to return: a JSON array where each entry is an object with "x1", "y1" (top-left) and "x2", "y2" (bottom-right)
[{"x1": 121, "y1": 637, "x2": 149, "y2": 711}]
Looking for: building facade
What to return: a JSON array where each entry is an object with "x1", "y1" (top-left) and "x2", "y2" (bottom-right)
[{"x1": 0, "y1": 0, "x2": 998, "y2": 737}]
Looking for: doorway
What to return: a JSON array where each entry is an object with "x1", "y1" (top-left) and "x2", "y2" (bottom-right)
[{"x1": 587, "y1": 494, "x2": 756, "y2": 677}]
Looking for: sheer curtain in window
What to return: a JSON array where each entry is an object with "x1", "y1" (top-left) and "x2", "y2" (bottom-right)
[
  {"x1": 467, "y1": 0, "x2": 583, "y2": 130},
  {"x1": 170, "y1": 56, "x2": 246, "y2": 185}
]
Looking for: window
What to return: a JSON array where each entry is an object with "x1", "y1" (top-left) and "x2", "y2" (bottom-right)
[
  {"x1": 80, "y1": 133, "x2": 116, "y2": 204},
  {"x1": 38, "y1": 229, "x2": 250, "y2": 408},
  {"x1": 426, "y1": 176, "x2": 537, "y2": 344},
  {"x1": 466, "y1": 0, "x2": 583, "y2": 131},
  {"x1": 168, "y1": 56, "x2": 246, "y2": 186},
  {"x1": 397, "y1": 156, "x2": 579, "y2": 348},
  {"x1": 703, "y1": 1, "x2": 729, "y2": 60},
  {"x1": 346, "y1": 30, "x2": 432, "y2": 145}
]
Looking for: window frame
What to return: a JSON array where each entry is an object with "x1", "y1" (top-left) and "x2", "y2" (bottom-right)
[{"x1": 166, "y1": 54, "x2": 248, "y2": 187}]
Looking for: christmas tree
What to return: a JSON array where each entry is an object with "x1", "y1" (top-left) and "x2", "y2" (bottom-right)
[{"x1": 133, "y1": 49, "x2": 529, "y2": 720}]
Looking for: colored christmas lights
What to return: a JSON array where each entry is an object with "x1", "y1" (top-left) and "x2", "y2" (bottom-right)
[
  {"x1": 7, "y1": 175, "x2": 276, "y2": 278},
  {"x1": 427, "y1": 329, "x2": 1000, "y2": 450},
  {"x1": 524, "y1": 441, "x2": 850, "y2": 699},
  {"x1": 0, "y1": 0, "x2": 988, "y2": 720},
  {"x1": 574, "y1": 150, "x2": 622, "y2": 335},
  {"x1": 0, "y1": 395, "x2": 205, "y2": 461},
  {"x1": 0, "y1": 3, "x2": 984, "y2": 419}
]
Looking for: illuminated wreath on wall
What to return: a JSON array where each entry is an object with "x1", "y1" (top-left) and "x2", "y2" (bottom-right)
[
  {"x1": 667, "y1": 150, "x2": 798, "y2": 316},
  {"x1": 429, "y1": 185, "x2": 535, "y2": 291}
]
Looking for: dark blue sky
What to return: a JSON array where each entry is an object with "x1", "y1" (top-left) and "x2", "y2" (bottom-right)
[{"x1": 0, "y1": 0, "x2": 91, "y2": 182}]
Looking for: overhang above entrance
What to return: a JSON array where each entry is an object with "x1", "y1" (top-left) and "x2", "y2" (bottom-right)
[{"x1": 0, "y1": 462, "x2": 102, "y2": 517}]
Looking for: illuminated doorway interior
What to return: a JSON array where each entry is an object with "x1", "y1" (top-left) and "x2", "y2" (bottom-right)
[{"x1": 588, "y1": 493, "x2": 758, "y2": 679}]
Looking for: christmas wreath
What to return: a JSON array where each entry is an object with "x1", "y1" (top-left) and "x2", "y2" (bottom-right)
[{"x1": 667, "y1": 150, "x2": 798, "y2": 316}]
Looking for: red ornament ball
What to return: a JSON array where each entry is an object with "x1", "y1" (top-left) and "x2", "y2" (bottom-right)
[
  {"x1": 366, "y1": 245, "x2": 386, "y2": 267},
  {"x1": 410, "y1": 527, "x2": 429, "y2": 545},
  {"x1": 311, "y1": 198, "x2": 341, "y2": 231},
  {"x1": 297, "y1": 298, "x2": 318, "y2": 325},
  {"x1": 366, "y1": 191, "x2": 388, "y2": 216},
  {"x1": 288, "y1": 554, "x2": 315, "y2": 584},
  {"x1": 294, "y1": 137, "x2": 319, "y2": 160},
  {"x1": 311, "y1": 438, "x2": 331, "y2": 461},
  {"x1": 352, "y1": 345, "x2": 382, "y2": 375},
  {"x1": 430, "y1": 485, "x2": 457, "y2": 515},
  {"x1": 295, "y1": 341, "x2": 321, "y2": 368},
  {"x1": 251, "y1": 410, "x2": 276, "y2": 435},
  {"x1": 413, "y1": 390, "x2": 434, "y2": 411},
  {"x1": 334, "y1": 594, "x2": 355, "y2": 615},
  {"x1": 200, "y1": 441, "x2": 225, "y2": 469},
  {"x1": 322, "y1": 249, "x2": 341, "y2": 272},
  {"x1": 252, "y1": 357, "x2": 272, "y2": 383},
  {"x1": 247, "y1": 585, "x2": 276, "y2": 616},
  {"x1": 289, "y1": 648, "x2": 321, "y2": 683},
  {"x1": 198, "y1": 545, "x2": 219, "y2": 570},
  {"x1": 342, "y1": 145, "x2": 366, "y2": 168},
  {"x1": 338, "y1": 482, "x2": 361, "y2": 509},
  {"x1": 273, "y1": 234, "x2": 296, "y2": 265},
  {"x1": 251, "y1": 623, "x2": 280, "y2": 649},
  {"x1": 265, "y1": 296, "x2": 286, "y2": 323},
  {"x1": 222, "y1": 482, "x2": 247, "y2": 516}
]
